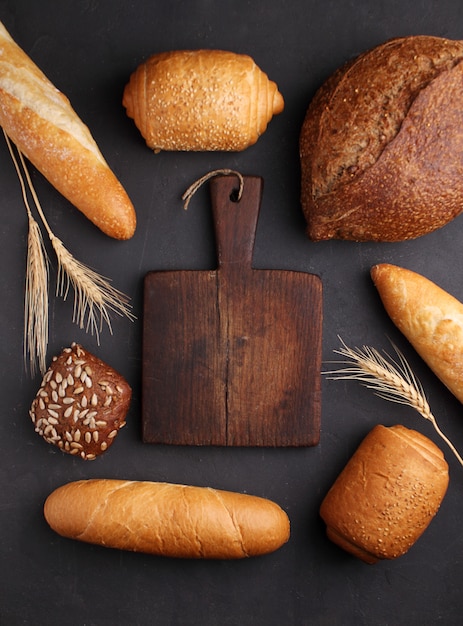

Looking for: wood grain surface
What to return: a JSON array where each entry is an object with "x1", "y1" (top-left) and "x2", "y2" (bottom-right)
[{"x1": 142, "y1": 175, "x2": 323, "y2": 446}]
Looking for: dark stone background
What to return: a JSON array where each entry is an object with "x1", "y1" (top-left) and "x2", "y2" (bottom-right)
[{"x1": 2, "y1": 1, "x2": 463, "y2": 624}]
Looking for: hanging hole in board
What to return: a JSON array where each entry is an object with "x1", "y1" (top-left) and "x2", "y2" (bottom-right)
[
  {"x1": 229, "y1": 188, "x2": 241, "y2": 203},
  {"x1": 182, "y1": 169, "x2": 244, "y2": 210}
]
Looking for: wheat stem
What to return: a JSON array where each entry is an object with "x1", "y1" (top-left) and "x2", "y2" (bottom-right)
[
  {"x1": 325, "y1": 337, "x2": 463, "y2": 467},
  {"x1": 51, "y1": 235, "x2": 134, "y2": 339},
  {"x1": 15, "y1": 149, "x2": 135, "y2": 336},
  {"x1": 4, "y1": 130, "x2": 135, "y2": 374},
  {"x1": 24, "y1": 216, "x2": 49, "y2": 376},
  {"x1": 4, "y1": 131, "x2": 49, "y2": 375}
]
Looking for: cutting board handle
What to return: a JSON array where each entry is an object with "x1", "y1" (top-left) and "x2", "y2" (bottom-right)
[{"x1": 209, "y1": 175, "x2": 263, "y2": 270}]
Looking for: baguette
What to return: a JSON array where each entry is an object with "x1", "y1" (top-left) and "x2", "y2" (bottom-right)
[
  {"x1": 300, "y1": 36, "x2": 463, "y2": 241},
  {"x1": 122, "y1": 49, "x2": 284, "y2": 152},
  {"x1": 44, "y1": 479, "x2": 290, "y2": 558},
  {"x1": 320, "y1": 425, "x2": 449, "y2": 564},
  {"x1": 371, "y1": 263, "x2": 463, "y2": 404},
  {"x1": 0, "y1": 21, "x2": 136, "y2": 239}
]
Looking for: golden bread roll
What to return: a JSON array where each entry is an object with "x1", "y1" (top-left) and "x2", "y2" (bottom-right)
[
  {"x1": 123, "y1": 49, "x2": 284, "y2": 152},
  {"x1": 0, "y1": 21, "x2": 136, "y2": 239},
  {"x1": 320, "y1": 425, "x2": 449, "y2": 564},
  {"x1": 44, "y1": 479, "x2": 290, "y2": 558},
  {"x1": 300, "y1": 36, "x2": 463, "y2": 241},
  {"x1": 371, "y1": 263, "x2": 463, "y2": 404}
]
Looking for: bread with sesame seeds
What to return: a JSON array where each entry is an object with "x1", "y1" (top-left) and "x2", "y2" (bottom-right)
[
  {"x1": 122, "y1": 49, "x2": 284, "y2": 152},
  {"x1": 43, "y1": 478, "x2": 291, "y2": 558},
  {"x1": 29, "y1": 343, "x2": 131, "y2": 460},
  {"x1": 0, "y1": 21, "x2": 136, "y2": 239},
  {"x1": 319, "y1": 424, "x2": 449, "y2": 564},
  {"x1": 300, "y1": 35, "x2": 463, "y2": 241}
]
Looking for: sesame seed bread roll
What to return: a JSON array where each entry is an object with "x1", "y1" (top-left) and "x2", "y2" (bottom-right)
[
  {"x1": 0, "y1": 21, "x2": 136, "y2": 239},
  {"x1": 320, "y1": 425, "x2": 449, "y2": 564},
  {"x1": 44, "y1": 479, "x2": 290, "y2": 559},
  {"x1": 300, "y1": 36, "x2": 463, "y2": 241},
  {"x1": 371, "y1": 263, "x2": 463, "y2": 404},
  {"x1": 122, "y1": 49, "x2": 284, "y2": 152}
]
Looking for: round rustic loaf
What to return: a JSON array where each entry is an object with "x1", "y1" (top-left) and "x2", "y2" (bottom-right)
[
  {"x1": 300, "y1": 36, "x2": 463, "y2": 241},
  {"x1": 319, "y1": 424, "x2": 449, "y2": 563}
]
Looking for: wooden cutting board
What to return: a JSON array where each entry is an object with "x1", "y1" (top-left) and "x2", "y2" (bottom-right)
[{"x1": 142, "y1": 175, "x2": 323, "y2": 446}]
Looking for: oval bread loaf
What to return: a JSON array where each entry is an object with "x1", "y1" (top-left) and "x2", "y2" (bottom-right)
[
  {"x1": 44, "y1": 479, "x2": 290, "y2": 559},
  {"x1": 300, "y1": 36, "x2": 463, "y2": 241},
  {"x1": 371, "y1": 263, "x2": 463, "y2": 404},
  {"x1": 0, "y1": 21, "x2": 136, "y2": 239},
  {"x1": 123, "y1": 49, "x2": 284, "y2": 152},
  {"x1": 320, "y1": 424, "x2": 449, "y2": 564}
]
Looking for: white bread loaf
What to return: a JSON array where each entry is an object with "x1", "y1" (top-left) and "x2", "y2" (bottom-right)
[
  {"x1": 320, "y1": 425, "x2": 449, "y2": 564},
  {"x1": 44, "y1": 479, "x2": 290, "y2": 558},
  {"x1": 122, "y1": 49, "x2": 284, "y2": 152},
  {"x1": 0, "y1": 21, "x2": 136, "y2": 239},
  {"x1": 371, "y1": 263, "x2": 463, "y2": 404}
]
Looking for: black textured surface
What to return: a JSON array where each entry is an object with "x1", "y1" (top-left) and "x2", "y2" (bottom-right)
[{"x1": 2, "y1": 2, "x2": 463, "y2": 625}]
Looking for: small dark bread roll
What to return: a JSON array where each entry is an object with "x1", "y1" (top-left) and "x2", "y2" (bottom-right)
[
  {"x1": 29, "y1": 343, "x2": 131, "y2": 460},
  {"x1": 300, "y1": 36, "x2": 463, "y2": 241},
  {"x1": 319, "y1": 425, "x2": 449, "y2": 564}
]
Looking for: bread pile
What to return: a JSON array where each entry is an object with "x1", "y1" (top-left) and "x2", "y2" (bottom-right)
[
  {"x1": 2, "y1": 16, "x2": 458, "y2": 565},
  {"x1": 300, "y1": 36, "x2": 463, "y2": 241}
]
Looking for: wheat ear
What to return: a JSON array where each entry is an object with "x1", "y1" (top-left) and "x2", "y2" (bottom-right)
[
  {"x1": 4, "y1": 131, "x2": 49, "y2": 375},
  {"x1": 16, "y1": 147, "x2": 135, "y2": 338},
  {"x1": 4, "y1": 130, "x2": 134, "y2": 374},
  {"x1": 325, "y1": 337, "x2": 463, "y2": 467}
]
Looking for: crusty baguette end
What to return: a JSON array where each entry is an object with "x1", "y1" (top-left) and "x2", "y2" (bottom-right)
[{"x1": 0, "y1": 20, "x2": 136, "y2": 240}]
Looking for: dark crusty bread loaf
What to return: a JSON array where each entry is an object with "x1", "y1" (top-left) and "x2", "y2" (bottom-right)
[
  {"x1": 320, "y1": 425, "x2": 449, "y2": 564},
  {"x1": 300, "y1": 36, "x2": 463, "y2": 241},
  {"x1": 44, "y1": 479, "x2": 291, "y2": 558}
]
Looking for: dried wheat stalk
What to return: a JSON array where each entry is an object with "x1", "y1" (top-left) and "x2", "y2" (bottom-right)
[
  {"x1": 24, "y1": 216, "x2": 49, "y2": 376},
  {"x1": 4, "y1": 130, "x2": 134, "y2": 375},
  {"x1": 4, "y1": 130, "x2": 50, "y2": 376},
  {"x1": 52, "y1": 236, "x2": 134, "y2": 336},
  {"x1": 325, "y1": 337, "x2": 463, "y2": 467}
]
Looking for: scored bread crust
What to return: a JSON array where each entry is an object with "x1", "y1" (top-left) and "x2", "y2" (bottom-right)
[
  {"x1": 44, "y1": 479, "x2": 291, "y2": 559},
  {"x1": 319, "y1": 425, "x2": 449, "y2": 564},
  {"x1": 300, "y1": 36, "x2": 463, "y2": 241},
  {"x1": 371, "y1": 263, "x2": 463, "y2": 404},
  {"x1": 0, "y1": 21, "x2": 136, "y2": 240},
  {"x1": 123, "y1": 49, "x2": 284, "y2": 152}
]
